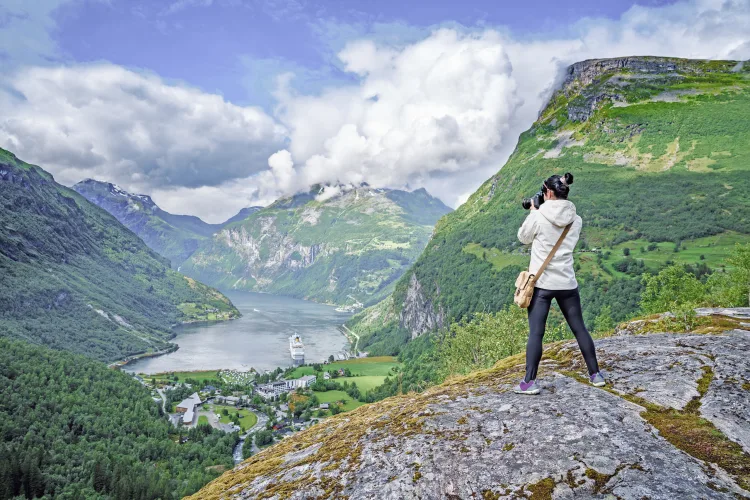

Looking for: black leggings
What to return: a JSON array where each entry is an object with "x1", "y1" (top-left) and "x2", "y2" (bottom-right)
[{"x1": 525, "y1": 287, "x2": 600, "y2": 382}]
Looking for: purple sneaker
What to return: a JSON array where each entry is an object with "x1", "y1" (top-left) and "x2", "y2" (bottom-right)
[
  {"x1": 590, "y1": 372, "x2": 606, "y2": 387},
  {"x1": 514, "y1": 379, "x2": 540, "y2": 395}
]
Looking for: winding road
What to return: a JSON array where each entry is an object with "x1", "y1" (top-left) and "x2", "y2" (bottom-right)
[
  {"x1": 341, "y1": 324, "x2": 360, "y2": 353},
  {"x1": 233, "y1": 410, "x2": 269, "y2": 464}
]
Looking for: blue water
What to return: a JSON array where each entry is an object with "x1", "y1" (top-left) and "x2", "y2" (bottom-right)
[{"x1": 123, "y1": 291, "x2": 351, "y2": 374}]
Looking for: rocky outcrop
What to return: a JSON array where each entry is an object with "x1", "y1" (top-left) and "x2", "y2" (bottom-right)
[
  {"x1": 557, "y1": 57, "x2": 741, "y2": 122},
  {"x1": 220, "y1": 222, "x2": 327, "y2": 275},
  {"x1": 562, "y1": 56, "x2": 735, "y2": 93},
  {"x1": 191, "y1": 310, "x2": 750, "y2": 499},
  {"x1": 399, "y1": 273, "x2": 445, "y2": 339}
]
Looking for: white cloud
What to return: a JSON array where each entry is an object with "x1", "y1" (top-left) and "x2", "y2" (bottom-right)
[
  {"x1": 0, "y1": 63, "x2": 286, "y2": 194},
  {"x1": 261, "y1": 0, "x2": 750, "y2": 209},
  {"x1": 1, "y1": 0, "x2": 749, "y2": 221},
  {"x1": 273, "y1": 29, "x2": 520, "y2": 198}
]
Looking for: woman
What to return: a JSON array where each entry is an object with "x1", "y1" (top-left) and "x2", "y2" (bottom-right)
[{"x1": 514, "y1": 172, "x2": 605, "y2": 395}]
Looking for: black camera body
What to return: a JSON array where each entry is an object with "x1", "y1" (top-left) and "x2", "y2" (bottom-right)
[{"x1": 522, "y1": 184, "x2": 547, "y2": 210}]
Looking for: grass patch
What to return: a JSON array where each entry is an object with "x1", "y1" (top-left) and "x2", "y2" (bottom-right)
[
  {"x1": 336, "y1": 375, "x2": 387, "y2": 393},
  {"x1": 146, "y1": 370, "x2": 221, "y2": 384},
  {"x1": 288, "y1": 356, "x2": 400, "y2": 378},
  {"x1": 198, "y1": 415, "x2": 209, "y2": 426},
  {"x1": 526, "y1": 477, "x2": 555, "y2": 499},
  {"x1": 213, "y1": 405, "x2": 258, "y2": 432},
  {"x1": 313, "y1": 390, "x2": 364, "y2": 412}
]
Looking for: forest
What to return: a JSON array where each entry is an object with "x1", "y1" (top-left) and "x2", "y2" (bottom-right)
[{"x1": 0, "y1": 338, "x2": 236, "y2": 499}]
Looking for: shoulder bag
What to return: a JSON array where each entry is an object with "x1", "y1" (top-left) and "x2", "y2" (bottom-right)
[{"x1": 514, "y1": 223, "x2": 572, "y2": 308}]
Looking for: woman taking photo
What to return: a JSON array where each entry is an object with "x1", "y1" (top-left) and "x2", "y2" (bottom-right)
[{"x1": 514, "y1": 172, "x2": 605, "y2": 395}]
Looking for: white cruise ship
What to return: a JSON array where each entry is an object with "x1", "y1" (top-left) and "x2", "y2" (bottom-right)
[{"x1": 289, "y1": 334, "x2": 305, "y2": 366}]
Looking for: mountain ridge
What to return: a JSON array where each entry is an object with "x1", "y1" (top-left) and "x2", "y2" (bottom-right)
[
  {"x1": 74, "y1": 178, "x2": 252, "y2": 266},
  {"x1": 0, "y1": 149, "x2": 239, "y2": 362},
  {"x1": 180, "y1": 183, "x2": 453, "y2": 307}
]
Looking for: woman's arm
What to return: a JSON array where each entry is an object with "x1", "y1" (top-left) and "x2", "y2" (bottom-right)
[{"x1": 517, "y1": 212, "x2": 539, "y2": 244}]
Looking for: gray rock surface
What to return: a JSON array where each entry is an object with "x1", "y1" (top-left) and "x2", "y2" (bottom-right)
[
  {"x1": 192, "y1": 313, "x2": 750, "y2": 500},
  {"x1": 400, "y1": 273, "x2": 446, "y2": 339}
]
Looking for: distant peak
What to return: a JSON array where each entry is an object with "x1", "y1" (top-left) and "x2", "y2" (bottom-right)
[{"x1": 73, "y1": 178, "x2": 156, "y2": 208}]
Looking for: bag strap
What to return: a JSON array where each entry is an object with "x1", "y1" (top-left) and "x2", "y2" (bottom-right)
[{"x1": 531, "y1": 223, "x2": 572, "y2": 284}]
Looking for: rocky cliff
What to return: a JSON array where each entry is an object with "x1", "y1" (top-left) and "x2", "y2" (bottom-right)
[
  {"x1": 181, "y1": 184, "x2": 452, "y2": 307},
  {"x1": 400, "y1": 273, "x2": 445, "y2": 339},
  {"x1": 190, "y1": 310, "x2": 750, "y2": 499}
]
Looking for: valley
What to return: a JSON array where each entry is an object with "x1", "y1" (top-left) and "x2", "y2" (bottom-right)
[{"x1": 2, "y1": 53, "x2": 750, "y2": 500}]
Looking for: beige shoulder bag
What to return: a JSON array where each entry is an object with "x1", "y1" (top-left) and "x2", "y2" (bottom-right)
[{"x1": 514, "y1": 223, "x2": 572, "y2": 308}]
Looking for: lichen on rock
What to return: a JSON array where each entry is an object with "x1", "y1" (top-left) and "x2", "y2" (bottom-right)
[{"x1": 190, "y1": 310, "x2": 750, "y2": 499}]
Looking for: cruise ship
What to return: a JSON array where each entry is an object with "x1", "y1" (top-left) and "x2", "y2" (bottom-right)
[{"x1": 289, "y1": 334, "x2": 305, "y2": 366}]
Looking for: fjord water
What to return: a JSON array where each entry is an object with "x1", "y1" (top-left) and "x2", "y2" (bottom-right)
[{"x1": 124, "y1": 291, "x2": 351, "y2": 374}]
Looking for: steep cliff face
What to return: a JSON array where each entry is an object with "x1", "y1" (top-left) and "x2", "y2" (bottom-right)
[
  {"x1": 562, "y1": 56, "x2": 733, "y2": 93},
  {"x1": 190, "y1": 310, "x2": 750, "y2": 499},
  {"x1": 399, "y1": 274, "x2": 445, "y2": 339},
  {"x1": 182, "y1": 185, "x2": 452, "y2": 307}
]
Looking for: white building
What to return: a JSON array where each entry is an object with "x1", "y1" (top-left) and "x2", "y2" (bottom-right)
[
  {"x1": 176, "y1": 392, "x2": 202, "y2": 425},
  {"x1": 255, "y1": 381, "x2": 289, "y2": 399},
  {"x1": 256, "y1": 375, "x2": 316, "y2": 400},
  {"x1": 286, "y1": 375, "x2": 317, "y2": 390},
  {"x1": 215, "y1": 395, "x2": 241, "y2": 405}
]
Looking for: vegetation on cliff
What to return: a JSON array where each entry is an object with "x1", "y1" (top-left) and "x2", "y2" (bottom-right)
[
  {"x1": 0, "y1": 149, "x2": 239, "y2": 362},
  {"x1": 349, "y1": 56, "x2": 750, "y2": 384}
]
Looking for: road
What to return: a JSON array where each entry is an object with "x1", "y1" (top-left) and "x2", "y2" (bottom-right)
[
  {"x1": 341, "y1": 324, "x2": 360, "y2": 353},
  {"x1": 233, "y1": 410, "x2": 269, "y2": 464},
  {"x1": 156, "y1": 387, "x2": 167, "y2": 414}
]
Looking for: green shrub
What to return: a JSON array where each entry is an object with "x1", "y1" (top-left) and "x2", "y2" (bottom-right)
[{"x1": 438, "y1": 306, "x2": 527, "y2": 378}]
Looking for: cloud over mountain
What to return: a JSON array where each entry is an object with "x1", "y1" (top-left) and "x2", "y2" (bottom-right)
[{"x1": 0, "y1": 0, "x2": 749, "y2": 221}]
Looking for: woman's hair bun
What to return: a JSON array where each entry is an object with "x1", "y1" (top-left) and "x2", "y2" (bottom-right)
[{"x1": 563, "y1": 172, "x2": 574, "y2": 185}]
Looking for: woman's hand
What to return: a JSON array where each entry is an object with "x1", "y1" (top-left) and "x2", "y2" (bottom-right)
[{"x1": 530, "y1": 203, "x2": 538, "y2": 211}]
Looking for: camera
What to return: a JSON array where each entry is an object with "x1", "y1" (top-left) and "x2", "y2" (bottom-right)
[{"x1": 522, "y1": 184, "x2": 547, "y2": 210}]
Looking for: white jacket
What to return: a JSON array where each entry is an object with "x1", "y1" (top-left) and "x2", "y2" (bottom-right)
[{"x1": 517, "y1": 199, "x2": 581, "y2": 290}]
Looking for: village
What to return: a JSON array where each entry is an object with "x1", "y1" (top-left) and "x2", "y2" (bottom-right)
[{"x1": 136, "y1": 357, "x2": 400, "y2": 459}]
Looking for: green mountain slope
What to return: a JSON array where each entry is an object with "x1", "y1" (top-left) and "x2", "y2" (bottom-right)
[
  {"x1": 75, "y1": 179, "x2": 233, "y2": 267},
  {"x1": 351, "y1": 56, "x2": 750, "y2": 355},
  {"x1": 181, "y1": 184, "x2": 452, "y2": 307},
  {"x1": 0, "y1": 149, "x2": 239, "y2": 362},
  {"x1": 0, "y1": 337, "x2": 236, "y2": 499}
]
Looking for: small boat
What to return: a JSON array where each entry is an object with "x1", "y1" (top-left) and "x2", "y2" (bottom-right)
[{"x1": 289, "y1": 335, "x2": 305, "y2": 366}]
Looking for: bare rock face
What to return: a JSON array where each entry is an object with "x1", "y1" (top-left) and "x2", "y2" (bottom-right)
[
  {"x1": 191, "y1": 311, "x2": 750, "y2": 499},
  {"x1": 558, "y1": 57, "x2": 740, "y2": 122},
  {"x1": 399, "y1": 273, "x2": 445, "y2": 339},
  {"x1": 562, "y1": 56, "x2": 728, "y2": 93}
]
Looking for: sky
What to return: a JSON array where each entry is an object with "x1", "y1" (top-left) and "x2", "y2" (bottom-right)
[{"x1": 1, "y1": 0, "x2": 749, "y2": 222}]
